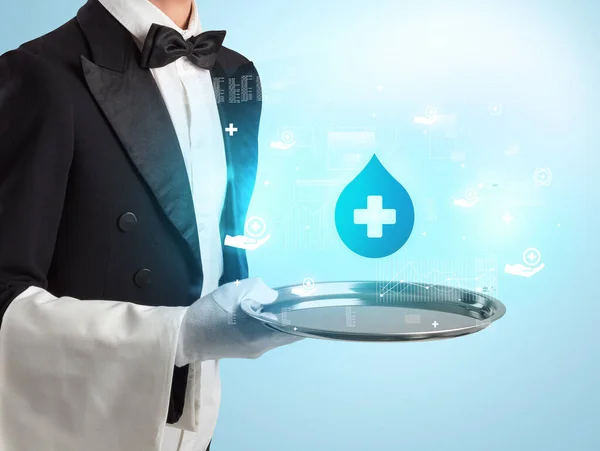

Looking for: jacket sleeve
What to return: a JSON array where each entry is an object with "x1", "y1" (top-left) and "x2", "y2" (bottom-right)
[
  {"x1": 0, "y1": 49, "x2": 187, "y2": 451},
  {"x1": 0, "y1": 49, "x2": 74, "y2": 317}
]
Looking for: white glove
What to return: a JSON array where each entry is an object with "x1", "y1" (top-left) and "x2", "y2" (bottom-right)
[{"x1": 174, "y1": 277, "x2": 303, "y2": 366}]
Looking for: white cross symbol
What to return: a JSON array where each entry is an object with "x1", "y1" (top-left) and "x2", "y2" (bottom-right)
[
  {"x1": 250, "y1": 221, "x2": 261, "y2": 233},
  {"x1": 234, "y1": 279, "x2": 240, "y2": 286},
  {"x1": 353, "y1": 195, "x2": 396, "y2": 238},
  {"x1": 225, "y1": 123, "x2": 238, "y2": 136},
  {"x1": 432, "y1": 321, "x2": 439, "y2": 328}
]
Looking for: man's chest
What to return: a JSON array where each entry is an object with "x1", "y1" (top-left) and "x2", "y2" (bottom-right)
[
  {"x1": 62, "y1": 55, "x2": 261, "y2": 275},
  {"x1": 150, "y1": 61, "x2": 228, "y2": 215}
]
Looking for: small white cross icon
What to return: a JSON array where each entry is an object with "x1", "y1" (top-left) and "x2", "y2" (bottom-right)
[
  {"x1": 234, "y1": 279, "x2": 240, "y2": 286},
  {"x1": 225, "y1": 123, "x2": 238, "y2": 136},
  {"x1": 432, "y1": 321, "x2": 439, "y2": 328},
  {"x1": 353, "y1": 195, "x2": 396, "y2": 238}
]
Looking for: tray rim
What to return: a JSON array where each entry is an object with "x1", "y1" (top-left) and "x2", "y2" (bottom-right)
[{"x1": 240, "y1": 280, "x2": 506, "y2": 342}]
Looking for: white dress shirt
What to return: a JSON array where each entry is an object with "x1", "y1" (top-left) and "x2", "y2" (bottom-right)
[{"x1": 9, "y1": 1, "x2": 227, "y2": 450}]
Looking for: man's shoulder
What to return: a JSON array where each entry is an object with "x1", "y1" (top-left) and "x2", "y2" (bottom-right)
[
  {"x1": 217, "y1": 46, "x2": 259, "y2": 76},
  {"x1": 20, "y1": 17, "x2": 87, "y2": 62},
  {"x1": 1, "y1": 17, "x2": 87, "y2": 72},
  {"x1": 0, "y1": 17, "x2": 85, "y2": 98}
]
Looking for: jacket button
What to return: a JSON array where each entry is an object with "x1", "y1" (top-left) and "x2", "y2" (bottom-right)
[
  {"x1": 118, "y1": 212, "x2": 138, "y2": 232},
  {"x1": 134, "y1": 269, "x2": 152, "y2": 287}
]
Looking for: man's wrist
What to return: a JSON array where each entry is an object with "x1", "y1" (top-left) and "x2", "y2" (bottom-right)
[{"x1": 174, "y1": 305, "x2": 194, "y2": 367}]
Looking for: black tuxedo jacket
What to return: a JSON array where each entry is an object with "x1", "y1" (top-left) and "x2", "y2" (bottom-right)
[{"x1": 0, "y1": 0, "x2": 262, "y2": 423}]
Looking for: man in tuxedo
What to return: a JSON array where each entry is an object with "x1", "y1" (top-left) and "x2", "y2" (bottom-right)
[{"x1": 0, "y1": 0, "x2": 301, "y2": 450}]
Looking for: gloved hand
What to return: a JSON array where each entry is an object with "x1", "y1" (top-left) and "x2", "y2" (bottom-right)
[{"x1": 174, "y1": 277, "x2": 303, "y2": 366}]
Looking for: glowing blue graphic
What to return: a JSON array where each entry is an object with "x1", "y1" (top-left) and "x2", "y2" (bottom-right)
[{"x1": 335, "y1": 155, "x2": 415, "y2": 258}]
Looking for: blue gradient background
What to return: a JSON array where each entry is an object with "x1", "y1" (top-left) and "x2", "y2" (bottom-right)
[{"x1": 1, "y1": 1, "x2": 597, "y2": 450}]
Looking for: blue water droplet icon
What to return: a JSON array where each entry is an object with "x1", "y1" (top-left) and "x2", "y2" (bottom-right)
[{"x1": 335, "y1": 155, "x2": 415, "y2": 258}]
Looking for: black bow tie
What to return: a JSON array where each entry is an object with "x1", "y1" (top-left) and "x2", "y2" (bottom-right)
[{"x1": 140, "y1": 23, "x2": 226, "y2": 70}]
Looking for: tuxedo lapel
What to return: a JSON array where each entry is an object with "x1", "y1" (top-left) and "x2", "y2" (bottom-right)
[
  {"x1": 77, "y1": 0, "x2": 202, "y2": 271},
  {"x1": 209, "y1": 60, "x2": 237, "y2": 231},
  {"x1": 209, "y1": 60, "x2": 245, "y2": 284},
  {"x1": 209, "y1": 58, "x2": 261, "y2": 237},
  {"x1": 209, "y1": 58, "x2": 261, "y2": 284}
]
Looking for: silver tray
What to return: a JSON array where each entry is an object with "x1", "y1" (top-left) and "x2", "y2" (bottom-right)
[{"x1": 241, "y1": 281, "x2": 506, "y2": 342}]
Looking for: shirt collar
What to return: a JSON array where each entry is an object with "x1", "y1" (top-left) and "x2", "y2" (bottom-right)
[{"x1": 97, "y1": 0, "x2": 202, "y2": 49}]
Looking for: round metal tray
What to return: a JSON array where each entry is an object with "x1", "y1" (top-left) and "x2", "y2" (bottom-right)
[{"x1": 241, "y1": 281, "x2": 506, "y2": 342}]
